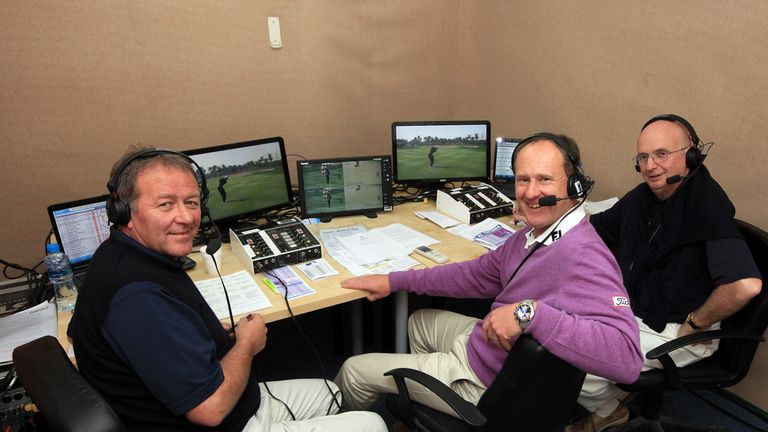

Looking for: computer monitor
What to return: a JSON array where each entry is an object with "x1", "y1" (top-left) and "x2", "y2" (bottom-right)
[
  {"x1": 47, "y1": 195, "x2": 111, "y2": 271},
  {"x1": 391, "y1": 120, "x2": 491, "y2": 189},
  {"x1": 184, "y1": 137, "x2": 292, "y2": 229},
  {"x1": 297, "y1": 155, "x2": 394, "y2": 222},
  {"x1": 493, "y1": 137, "x2": 522, "y2": 183}
]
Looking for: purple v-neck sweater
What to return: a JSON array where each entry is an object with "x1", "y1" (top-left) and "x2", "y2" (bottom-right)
[{"x1": 390, "y1": 218, "x2": 643, "y2": 387}]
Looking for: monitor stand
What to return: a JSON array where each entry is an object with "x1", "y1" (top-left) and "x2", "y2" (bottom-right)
[
  {"x1": 320, "y1": 216, "x2": 334, "y2": 223},
  {"x1": 364, "y1": 212, "x2": 378, "y2": 219}
]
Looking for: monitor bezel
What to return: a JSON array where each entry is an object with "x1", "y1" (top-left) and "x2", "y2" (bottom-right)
[
  {"x1": 297, "y1": 155, "x2": 393, "y2": 221},
  {"x1": 391, "y1": 120, "x2": 491, "y2": 187},
  {"x1": 183, "y1": 137, "x2": 293, "y2": 229}
]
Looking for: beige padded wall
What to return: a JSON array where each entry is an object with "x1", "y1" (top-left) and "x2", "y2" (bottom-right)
[{"x1": 1, "y1": 0, "x2": 766, "y2": 409}]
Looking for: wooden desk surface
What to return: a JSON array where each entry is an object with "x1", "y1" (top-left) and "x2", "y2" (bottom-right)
[{"x1": 57, "y1": 201, "x2": 513, "y2": 353}]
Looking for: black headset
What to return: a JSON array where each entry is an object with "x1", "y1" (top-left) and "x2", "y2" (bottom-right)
[
  {"x1": 106, "y1": 149, "x2": 210, "y2": 226},
  {"x1": 511, "y1": 132, "x2": 592, "y2": 199},
  {"x1": 636, "y1": 114, "x2": 705, "y2": 172}
]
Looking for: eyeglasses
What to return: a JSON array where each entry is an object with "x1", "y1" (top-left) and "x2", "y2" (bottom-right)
[{"x1": 633, "y1": 146, "x2": 688, "y2": 166}]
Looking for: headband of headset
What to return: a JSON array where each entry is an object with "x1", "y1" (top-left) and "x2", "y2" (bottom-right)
[
  {"x1": 641, "y1": 114, "x2": 700, "y2": 146},
  {"x1": 512, "y1": 132, "x2": 592, "y2": 198},
  {"x1": 637, "y1": 114, "x2": 704, "y2": 172}
]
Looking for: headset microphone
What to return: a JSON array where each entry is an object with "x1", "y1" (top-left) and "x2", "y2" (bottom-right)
[
  {"x1": 666, "y1": 175, "x2": 686, "y2": 185},
  {"x1": 538, "y1": 177, "x2": 594, "y2": 206},
  {"x1": 205, "y1": 238, "x2": 222, "y2": 255},
  {"x1": 538, "y1": 195, "x2": 566, "y2": 207},
  {"x1": 538, "y1": 193, "x2": 584, "y2": 207}
]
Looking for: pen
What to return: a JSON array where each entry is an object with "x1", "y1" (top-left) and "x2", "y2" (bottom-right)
[{"x1": 226, "y1": 313, "x2": 253, "y2": 334}]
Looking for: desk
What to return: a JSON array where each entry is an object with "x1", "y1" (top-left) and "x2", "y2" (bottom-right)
[{"x1": 57, "y1": 201, "x2": 505, "y2": 354}]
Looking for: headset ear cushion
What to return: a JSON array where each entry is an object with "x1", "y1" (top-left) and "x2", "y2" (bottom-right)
[
  {"x1": 107, "y1": 197, "x2": 131, "y2": 226},
  {"x1": 567, "y1": 175, "x2": 585, "y2": 197},
  {"x1": 634, "y1": 164, "x2": 641, "y2": 173},
  {"x1": 686, "y1": 146, "x2": 703, "y2": 169}
]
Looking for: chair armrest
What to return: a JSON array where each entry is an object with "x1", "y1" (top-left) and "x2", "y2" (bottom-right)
[
  {"x1": 645, "y1": 329, "x2": 765, "y2": 387},
  {"x1": 384, "y1": 368, "x2": 486, "y2": 427}
]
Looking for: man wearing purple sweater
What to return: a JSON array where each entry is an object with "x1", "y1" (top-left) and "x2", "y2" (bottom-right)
[{"x1": 334, "y1": 133, "x2": 644, "y2": 417}]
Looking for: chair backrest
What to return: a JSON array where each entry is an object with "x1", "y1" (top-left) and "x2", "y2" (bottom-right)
[
  {"x1": 12, "y1": 335, "x2": 124, "y2": 432},
  {"x1": 709, "y1": 219, "x2": 768, "y2": 386},
  {"x1": 477, "y1": 334, "x2": 586, "y2": 432}
]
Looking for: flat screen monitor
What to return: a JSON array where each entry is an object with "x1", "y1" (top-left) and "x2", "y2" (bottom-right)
[
  {"x1": 493, "y1": 137, "x2": 522, "y2": 183},
  {"x1": 47, "y1": 195, "x2": 111, "y2": 271},
  {"x1": 184, "y1": 137, "x2": 292, "y2": 229},
  {"x1": 392, "y1": 120, "x2": 491, "y2": 188},
  {"x1": 297, "y1": 155, "x2": 394, "y2": 222}
]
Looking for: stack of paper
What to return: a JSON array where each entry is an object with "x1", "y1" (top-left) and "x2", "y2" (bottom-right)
[
  {"x1": 0, "y1": 301, "x2": 57, "y2": 365},
  {"x1": 263, "y1": 267, "x2": 316, "y2": 300},
  {"x1": 194, "y1": 270, "x2": 272, "y2": 320},
  {"x1": 448, "y1": 218, "x2": 518, "y2": 250},
  {"x1": 473, "y1": 224, "x2": 515, "y2": 250},
  {"x1": 319, "y1": 223, "x2": 439, "y2": 275}
]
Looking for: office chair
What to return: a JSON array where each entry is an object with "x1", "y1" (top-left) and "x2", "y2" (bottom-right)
[
  {"x1": 12, "y1": 335, "x2": 124, "y2": 432},
  {"x1": 614, "y1": 219, "x2": 768, "y2": 432},
  {"x1": 384, "y1": 334, "x2": 587, "y2": 432}
]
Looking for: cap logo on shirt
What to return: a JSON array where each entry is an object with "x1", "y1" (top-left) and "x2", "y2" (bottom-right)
[{"x1": 612, "y1": 296, "x2": 630, "y2": 307}]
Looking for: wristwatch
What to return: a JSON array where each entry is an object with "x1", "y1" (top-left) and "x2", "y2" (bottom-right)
[
  {"x1": 686, "y1": 312, "x2": 703, "y2": 330},
  {"x1": 515, "y1": 300, "x2": 536, "y2": 330}
]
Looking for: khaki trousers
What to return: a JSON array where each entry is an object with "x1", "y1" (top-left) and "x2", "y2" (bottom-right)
[
  {"x1": 578, "y1": 317, "x2": 720, "y2": 417},
  {"x1": 334, "y1": 309, "x2": 487, "y2": 417}
]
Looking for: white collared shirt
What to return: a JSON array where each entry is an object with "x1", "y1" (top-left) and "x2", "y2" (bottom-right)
[{"x1": 524, "y1": 204, "x2": 587, "y2": 249}]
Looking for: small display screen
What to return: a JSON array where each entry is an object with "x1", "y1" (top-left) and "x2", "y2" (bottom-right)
[
  {"x1": 297, "y1": 156, "x2": 393, "y2": 222},
  {"x1": 494, "y1": 138, "x2": 521, "y2": 182}
]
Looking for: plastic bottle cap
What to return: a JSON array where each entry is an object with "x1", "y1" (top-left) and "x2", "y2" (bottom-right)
[{"x1": 46, "y1": 243, "x2": 61, "y2": 254}]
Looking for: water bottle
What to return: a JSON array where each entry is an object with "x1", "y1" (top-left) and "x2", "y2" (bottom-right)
[{"x1": 45, "y1": 243, "x2": 78, "y2": 312}]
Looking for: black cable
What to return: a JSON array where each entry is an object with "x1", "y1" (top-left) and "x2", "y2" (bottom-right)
[
  {"x1": 0, "y1": 367, "x2": 16, "y2": 401},
  {"x1": 0, "y1": 258, "x2": 37, "y2": 279},
  {"x1": 264, "y1": 268, "x2": 343, "y2": 413},
  {"x1": 262, "y1": 381, "x2": 297, "y2": 421},
  {"x1": 2, "y1": 237, "x2": 50, "y2": 313},
  {"x1": 503, "y1": 187, "x2": 593, "y2": 288},
  {"x1": 209, "y1": 254, "x2": 236, "y2": 340}
]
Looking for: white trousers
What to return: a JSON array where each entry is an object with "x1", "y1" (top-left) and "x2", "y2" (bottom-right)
[
  {"x1": 578, "y1": 317, "x2": 720, "y2": 417},
  {"x1": 334, "y1": 309, "x2": 487, "y2": 417},
  {"x1": 242, "y1": 379, "x2": 387, "y2": 432}
]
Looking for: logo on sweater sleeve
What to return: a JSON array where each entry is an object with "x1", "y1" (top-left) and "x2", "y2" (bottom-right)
[{"x1": 612, "y1": 296, "x2": 630, "y2": 307}]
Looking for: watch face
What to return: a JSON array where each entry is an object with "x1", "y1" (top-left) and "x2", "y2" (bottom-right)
[{"x1": 516, "y1": 303, "x2": 533, "y2": 322}]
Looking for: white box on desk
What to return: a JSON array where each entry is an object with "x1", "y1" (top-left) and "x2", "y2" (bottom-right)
[{"x1": 435, "y1": 184, "x2": 514, "y2": 225}]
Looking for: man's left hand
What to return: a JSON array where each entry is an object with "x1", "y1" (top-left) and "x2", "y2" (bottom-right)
[{"x1": 482, "y1": 304, "x2": 522, "y2": 351}]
